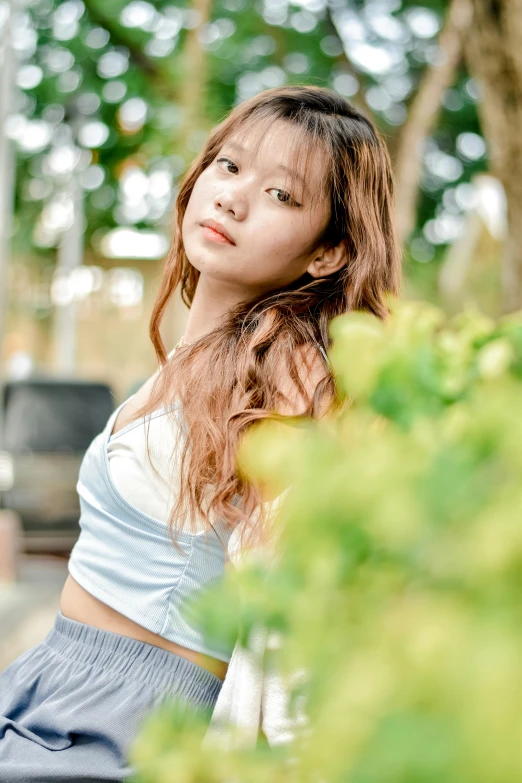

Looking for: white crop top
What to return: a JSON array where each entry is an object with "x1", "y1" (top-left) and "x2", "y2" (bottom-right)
[
  {"x1": 107, "y1": 404, "x2": 207, "y2": 533},
  {"x1": 107, "y1": 345, "x2": 209, "y2": 532},
  {"x1": 68, "y1": 341, "x2": 329, "y2": 664}
]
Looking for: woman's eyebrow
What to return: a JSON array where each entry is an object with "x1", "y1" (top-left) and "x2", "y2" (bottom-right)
[{"x1": 223, "y1": 140, "x2": 307, "y2": 190}]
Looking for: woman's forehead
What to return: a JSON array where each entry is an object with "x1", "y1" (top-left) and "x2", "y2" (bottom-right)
[{"x1": 224, "y1": 119, "x2": 317, "y2": 166}]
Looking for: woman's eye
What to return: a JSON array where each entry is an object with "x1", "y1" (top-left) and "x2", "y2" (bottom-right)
[
  {"x1": 216, "y1": 159, "x2": 301, "y2": 206},
  {"x1": 216, "y1": 157, "x2": 238, "y2": 173},
  {"x1": 268, "y1": 188, "x2": 298, "y2": 206}
]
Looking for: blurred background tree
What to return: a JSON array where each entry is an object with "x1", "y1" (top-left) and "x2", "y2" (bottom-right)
[
  {"x1": 1, "y1": 0, "x2": 494, "y2": 317},
  {"x1": 6, "y1": 0, "x2": 522, "y2": 386}
]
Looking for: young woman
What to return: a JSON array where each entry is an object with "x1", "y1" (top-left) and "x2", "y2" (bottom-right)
[{"x1": 0, "y1": 85, "x2": 401, "y2": 780}]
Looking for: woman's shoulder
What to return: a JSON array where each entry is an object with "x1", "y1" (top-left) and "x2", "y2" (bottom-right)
[{"x1": 273, "y1": 342, "x2": 332, "y2": 418}]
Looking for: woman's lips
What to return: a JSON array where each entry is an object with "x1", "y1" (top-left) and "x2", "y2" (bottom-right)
[{"x1": 200, "y1": 225, "x2": 235, "y2": 245}]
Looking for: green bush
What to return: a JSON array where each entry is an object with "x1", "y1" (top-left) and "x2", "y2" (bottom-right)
[{"x1": 130, "y1": 299, "x2": 522, "y2": 783}]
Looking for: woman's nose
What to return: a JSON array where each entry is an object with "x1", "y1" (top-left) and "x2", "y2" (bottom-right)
[{"x1": 213, "y1": 188, "x2": 248, "y2": 220}]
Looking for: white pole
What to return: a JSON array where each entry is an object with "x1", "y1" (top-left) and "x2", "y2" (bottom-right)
[
  {"x1": 0, "y1": 0, "x2": 16, "y2": 458},
  {"x1": 0, "y1": 0, "x2": 15, "y2": 377},
  {"x1": 52, "y1": 171, "x2": 85, "y2": 375}
]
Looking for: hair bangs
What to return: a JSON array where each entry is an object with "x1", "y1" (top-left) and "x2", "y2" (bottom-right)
[{"x1": 226, "y1": 110, "x2": 332, "y2": 212}]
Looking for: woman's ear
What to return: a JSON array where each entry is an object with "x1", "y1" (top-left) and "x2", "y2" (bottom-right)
[{"x1": 306, "y1": 239, "x2": 348, "y2": 279}]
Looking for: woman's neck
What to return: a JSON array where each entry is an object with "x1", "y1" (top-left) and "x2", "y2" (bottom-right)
[{"x1": 182, "y1": 274, "x2": 255, "y2": 344}]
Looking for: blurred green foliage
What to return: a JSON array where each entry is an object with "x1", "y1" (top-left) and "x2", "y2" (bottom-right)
[
  {"x1": 129, "y1": 297, "x2": 521, "y2": 782},
  {"x1": 11, "y1": 0, "x2": 485, "y2": 285}
]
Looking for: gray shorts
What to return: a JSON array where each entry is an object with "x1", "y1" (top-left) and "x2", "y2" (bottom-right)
[{"x1": 0, "y1": 610, "x2": 223, "y2": 782}]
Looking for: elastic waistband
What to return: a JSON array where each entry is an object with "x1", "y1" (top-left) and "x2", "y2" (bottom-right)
[{"x1": 44, "y1": 611, "x2": 223, "y2": 706}]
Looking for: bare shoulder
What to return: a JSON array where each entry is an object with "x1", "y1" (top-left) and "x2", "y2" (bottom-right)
[{"x1": 273, "y1": 343, "x2": 332, "y2": 418}]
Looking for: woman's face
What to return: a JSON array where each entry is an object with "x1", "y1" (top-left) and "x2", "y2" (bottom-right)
[{"x1": 181, "y1": 120, "x2": 332, "y2": 297}]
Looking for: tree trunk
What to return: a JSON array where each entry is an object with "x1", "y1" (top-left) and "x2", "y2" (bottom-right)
[
  {"x1": 394, "y1": 0, "x2": 471, "y2": 245},
  {"x1": 177, "y1": 0, "x2": 214, "y2": 156},
  {"x1": 464, "y1": 0, "x2": 522, "y2": 313}
]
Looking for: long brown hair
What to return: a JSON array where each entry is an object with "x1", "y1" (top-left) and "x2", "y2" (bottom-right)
[{"x1": 134, "y1": 85, "x2": 402, "y2": 552}]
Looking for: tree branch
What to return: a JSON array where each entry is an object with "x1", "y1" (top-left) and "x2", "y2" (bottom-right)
[
  {"x1": 325, "y1": 2, "x2": 376, "y2": 125},
  {"x1": 393, "y1": 0, "x2": 472, "y2": 245},
  {"x1": 82, "y1": 0, "x2": 176, "y2": 96}
]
